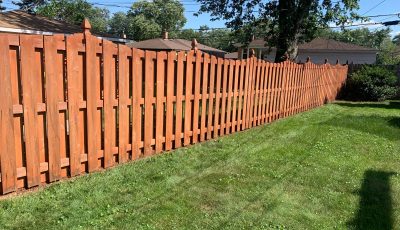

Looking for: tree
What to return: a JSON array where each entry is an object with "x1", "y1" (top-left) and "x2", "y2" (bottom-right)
[
  {"x1": 109, "y1": 0, "x2": 186, "y2": 41},
  {"x1": 393, "y1": 33, "x2": 400, "y2": 46},
  {"x1": 377, "y1": 38, "x2": 400, "y2": 65},
  {"x1": 108, "y1": 12, "x2": 128, "y2": 38},
  {"x1": 196, "y1": 0, "x2": 362, "y2": 62},
  {"x1": 35, "y1": 0, "x2": 109, "y2": 33},
  {"x1": 13, "y1": 0, "x2": 46, "y2": 12},
  {"x1": 317, "y1": 27, "x2": 391, "y2": 49},
  {"x1": 0, "y1": 0, "x2": 6, "y2": 11}
]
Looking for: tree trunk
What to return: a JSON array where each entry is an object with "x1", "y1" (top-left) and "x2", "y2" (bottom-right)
[
  {"x1": 274, "y1": 0, "x2": 312, "y2": 62},
  {"x1": 275, "y1": 38, "x2": 299, "y2": 62}
]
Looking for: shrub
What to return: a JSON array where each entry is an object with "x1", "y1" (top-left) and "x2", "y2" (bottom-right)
[{"x1": 341, "y1": 66, "x2": 399, "y2": 101}]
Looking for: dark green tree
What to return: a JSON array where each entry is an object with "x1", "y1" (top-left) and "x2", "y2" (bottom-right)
[
  {"x1": 109, "y1": 0, "x2": 186, "y2": 41},
  {"x1": 35, "y1": 0, "x2": 109, "y2": 33},
  {"x1": 393, "y1": 33, "x2": 400, "y2": 46},
  {"x1": 196, "y1": 0, "x2": 362, "y2": 62},
  {"x1": 13, "y1": 0, "x2": 46, "y2": 13}
]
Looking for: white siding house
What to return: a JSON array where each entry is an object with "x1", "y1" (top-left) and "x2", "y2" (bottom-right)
[{"x1": 228, "y1": 38, "x2": 377, "y2": 64}]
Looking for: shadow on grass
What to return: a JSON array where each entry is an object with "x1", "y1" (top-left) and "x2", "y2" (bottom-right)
[
  {"x1": 334, "y1": 101, "x2": 400, "y2": 110},
  {"x1": 348, "y1": 170, "x2": 396, "y2": 230},
  {"x1": 388, "y1": 117, "x2": 400, "y2": 129},
  {"x1": 323, "y1": 114, "x2": 400, "y2": 141}
]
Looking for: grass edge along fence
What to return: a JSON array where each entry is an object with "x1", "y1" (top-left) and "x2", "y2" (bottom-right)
[{"x1": 0, "y1": 24, "x2": 348, "y2": 195}]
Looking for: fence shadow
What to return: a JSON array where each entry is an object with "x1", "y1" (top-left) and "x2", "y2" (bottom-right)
[
  {"x1": 388, "y1": 117, "x2": 400, "y2": 129},
  {"x1": 334, "y1": 101, "x2": 400, "y2": 110},
  {"x1": 323, "y1": 114, "x2": 400, "y2": 141},
  {"x1": 348, "y1": 170, "x2": 396, "y2": 230}
]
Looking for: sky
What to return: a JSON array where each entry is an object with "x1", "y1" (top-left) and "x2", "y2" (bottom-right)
[{"x1": 2, "y1": 0, "x2": 400, "y2": 36}]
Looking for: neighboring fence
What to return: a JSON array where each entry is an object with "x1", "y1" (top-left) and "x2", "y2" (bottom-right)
[{"x1": 0, "y1": 26, "x2": 348, "y2": 195}]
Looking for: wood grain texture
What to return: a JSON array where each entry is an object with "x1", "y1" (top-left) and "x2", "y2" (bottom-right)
[
  {"x1": 44, "y1": 35, "x2": 61, "y2": 181},
  {"x1": 0, "y1": 35, "x2": 17, "y2": 194},
  {"x1": 20, "y1": 35, "x2": 41, "y2": 187}
]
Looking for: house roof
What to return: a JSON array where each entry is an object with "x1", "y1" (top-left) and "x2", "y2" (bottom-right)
[
  {"x1": 0, "y1": 10, "x2": 130, "y2": 42},
  {"x1": 246, "y1": 38, "x2": 377, "y2": 52},
  {"x1": 298, "y1": 38, "x2": 377, "y2": 52},
  {"x1": 225, "y1": 51, "x2": 238, "y2": 59},
  {"x1": 0, "y1": 10, "x2": 83, "y2": 34},
  {"x1": 127, "y1": 38, "x2": 226, "y2": 54}
]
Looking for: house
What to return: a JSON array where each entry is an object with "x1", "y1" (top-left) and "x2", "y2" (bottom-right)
[
  {"x1": 227, "y1": 38, "x2": 377, "y2": 64},
  {"x1": 0, "y1": 10, "x2": 132, "y2": 44},
  {"x1": 127, "y1": 32, "x2": 226, "y2": 57}
]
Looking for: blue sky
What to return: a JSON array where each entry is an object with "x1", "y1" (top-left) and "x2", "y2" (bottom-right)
[{"x1": 3, "y1": 0, "x2": 400, "y2": 36}]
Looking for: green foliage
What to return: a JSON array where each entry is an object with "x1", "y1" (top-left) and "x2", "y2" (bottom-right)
[
  {"x1": 317, "y1": 27, "x2": 391, "y2": 49},
  {"x1": 13, "y1": 0, "x2": 46, "y2": 13},
  {"x1": 177, "y1": 27, "x2": 235, "y2": 52},
  {"x1": 393, "y1": 34, "x2": 400, "y2": 46},
  {"x1": 343, "y1": 66, "x2": 399, "y2": 101},
  {"x1": 109, "y1": 0, "x2": 186, "y2": 41},
  {"x1": 377, "y1": 38, "x2": 400, "y2": 65},
  {"x1": 196, "y1": 0, "x2": 361, "y2": 62},
  {"x1": 35, "y1": 0, "x2": 109, "y2": 33}
]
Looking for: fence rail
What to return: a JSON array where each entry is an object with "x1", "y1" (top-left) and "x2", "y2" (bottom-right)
[{"x1": 0, "y1": 30, "x2": 347, "y2": 195}]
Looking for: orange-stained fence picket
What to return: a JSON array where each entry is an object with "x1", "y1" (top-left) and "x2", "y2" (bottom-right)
[{"x1": 0, "y1": 30, "x2": 347, "y2": 195}]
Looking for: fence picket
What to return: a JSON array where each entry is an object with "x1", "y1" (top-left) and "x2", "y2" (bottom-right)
[
  {"x1": 231, "y1": 60, "x2": 240, "y2": 133},
  {"x1": 175, "y1": 51, "x2": 185, "y2": 148},
  {"x1": 207, "y1": 56, "x2": 216, "y2": 140},
  {"x1": 44, "y1": 35, "x2": 61, "y2": 181},
  {"x1": 213, "y1": 58, "x2": 223, "y2": 138},
  {"x1": 103, "y1": 40, "x2": 117, "y2": 168},
  {"x1": 165, "y1": 51, "x2": 175, "y2": 151},
  {"x1": 192, "y1": 51, "x2": 202, "y2": 143},
  {"x1": 155, "y1": 52, "x2": 166, "y2": 153},
  {"x1": 0, "y1": 35, "x2": 17, "y2": 194},
  {"x1": 200, "y1": 53, "x2": 210, "y2": 142},
  {"x1": 144, "y1": 51, "x2": 156, "y2": 156},
  {"x1": 184, "y1": 51, "x2": 194, "y2": 146},
  {"x1": 20, "y1": 35, "x2": 41, "y2": 187},
  {"x1": 220, "y1": 60, "x2": 229, "y2": 136}
]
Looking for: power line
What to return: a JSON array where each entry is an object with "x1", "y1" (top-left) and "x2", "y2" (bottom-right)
[{"x1": 361, "y1": 0, "x2": 387, "y2": 16}]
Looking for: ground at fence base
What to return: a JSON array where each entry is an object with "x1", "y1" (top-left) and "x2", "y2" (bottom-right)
[{"x1": 0, "y1": 101, "x2": 399, "y2": 229}]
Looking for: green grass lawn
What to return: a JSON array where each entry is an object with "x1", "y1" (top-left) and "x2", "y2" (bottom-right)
[{"x1": 0, "y1": 101, "x2": 399, "y2": 230}]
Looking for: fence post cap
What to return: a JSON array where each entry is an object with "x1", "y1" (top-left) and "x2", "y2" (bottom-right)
[
  {"x1": 191, "y1": 38, "x2": 198, "y2": 52},
  {"x1": 82, "y1": 18, "x2": 91, "y2": 35},
  {"x1": 249, "y1": 48, "x2": 255, "y2": 58}
]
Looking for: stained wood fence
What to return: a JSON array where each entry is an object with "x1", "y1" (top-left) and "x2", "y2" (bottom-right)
[{"x1": 0, "y1": 30, "x2": 347, "y2": 195}]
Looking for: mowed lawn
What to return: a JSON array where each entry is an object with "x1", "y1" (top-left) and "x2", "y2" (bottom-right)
[{"x1": 0, "y1": 101, "x2": 399, "y2": 229}]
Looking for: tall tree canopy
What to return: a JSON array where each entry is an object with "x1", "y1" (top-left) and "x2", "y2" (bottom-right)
[
  {"x1": 109, "y1": 0, "x2": 186, "y2": 41},
  {"x1": 196, "y1": 0, "x2": 361, "y2": 62},
  {"x1": 35, "y1": 0, "x2": 109, "y2": 33},
  {"x1": 178, "y1": 26, "x2": 235, "y2": 52}
]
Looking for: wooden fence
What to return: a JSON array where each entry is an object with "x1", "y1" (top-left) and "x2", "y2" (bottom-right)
[{"x1": 0, "y1": 29, "x2": 348, "y2": 195}]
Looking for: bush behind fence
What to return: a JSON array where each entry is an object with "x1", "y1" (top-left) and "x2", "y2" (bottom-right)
[{"x1": 0, "y1": 31, "x2": 348, "y2": 195}]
